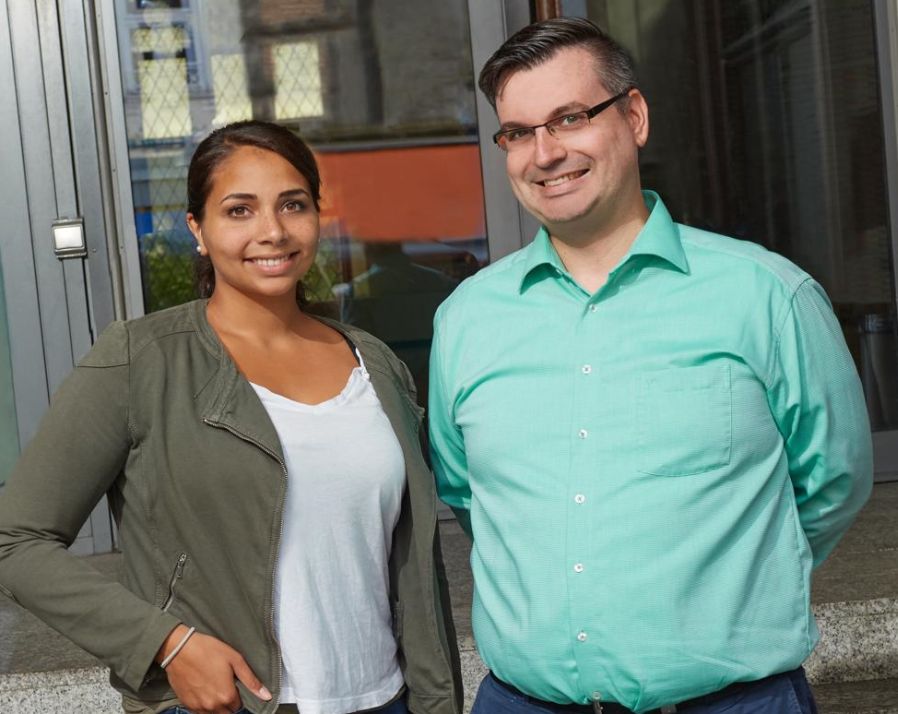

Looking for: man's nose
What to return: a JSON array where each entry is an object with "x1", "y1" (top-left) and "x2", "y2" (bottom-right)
[{"x1": 532, "y1": 126, "x2": 566, "y2": 166}]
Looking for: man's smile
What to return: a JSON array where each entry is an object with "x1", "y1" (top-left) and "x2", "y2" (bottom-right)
[{"x1": 535, "y1": 169, "x2": 589, "y2": 188}]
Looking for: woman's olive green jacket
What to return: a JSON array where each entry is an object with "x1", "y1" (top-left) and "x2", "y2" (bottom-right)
[{"x1": 0, "y1": 300, "x2": 462, "y2": 714}]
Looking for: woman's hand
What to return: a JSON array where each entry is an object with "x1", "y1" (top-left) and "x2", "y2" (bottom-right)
[{"x1": 157, "y1": 625, "x2": 272, "y2": 714}]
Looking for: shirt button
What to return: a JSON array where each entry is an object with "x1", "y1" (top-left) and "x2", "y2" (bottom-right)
[
  {"x1": 577, "y1": 631, "x2": 588, "y2": 642},
  {"x1": 578, "y1": 429, "x2": 588, "y2": 439},
  {"x1": 588, "y1": 305, "x2": 598, "y2": 313},
  {"x1": 573, "y1": 563, "x2": 584, "y2": 573},
  {"x1": 592, "y1": 692, "x2": 602, "y2": 702},
  {"x1": 574, "y1": 494, "x2": 586, "y2": 504},
  {"x1": 581, "y1": 364, "x2": 592, "y2": 374}
]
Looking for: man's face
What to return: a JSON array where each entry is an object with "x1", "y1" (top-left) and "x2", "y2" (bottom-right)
[{"x1": 495, "y1": 46, "x2": 649, "y2": 236}]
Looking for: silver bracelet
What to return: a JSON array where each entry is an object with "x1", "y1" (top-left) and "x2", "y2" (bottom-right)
[{"x1": 160, "y1": 626, "x2": 196, "y2": 669}]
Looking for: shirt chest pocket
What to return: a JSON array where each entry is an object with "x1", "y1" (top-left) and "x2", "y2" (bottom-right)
[{"x1": 636, "y1": 364, "x2": 732, "y2": 476}]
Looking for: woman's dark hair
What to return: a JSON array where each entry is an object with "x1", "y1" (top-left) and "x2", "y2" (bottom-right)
[
  {"x1": 478, "y1": 17, "x2": 637, "y2": 109},
  {"x1": 187, "y1": 120, "x2": 322, "y2": 300}
]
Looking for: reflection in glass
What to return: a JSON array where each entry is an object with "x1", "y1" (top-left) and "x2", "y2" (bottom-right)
[
  {"x1": 272, "y1": 42, "x2": 323, "y2": 119},
  {"x1": 576, "y1": 0, "x2": 896, "y2": 429},
  {"x1": 0, "y1": 259, "x2": 20, "y2": 487},
  {"x1": 113, "y1": 0, "x2": 487, "y2": 402},
  {"x1": 210, "y1": 54, "x2": 252, "y2": 125}
]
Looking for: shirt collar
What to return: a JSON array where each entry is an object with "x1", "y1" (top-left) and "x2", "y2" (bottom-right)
[{"x1": 519, "y1": 190, "x2": 689, "y2": 292}]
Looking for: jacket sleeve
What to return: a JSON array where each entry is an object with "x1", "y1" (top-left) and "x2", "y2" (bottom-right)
[
  {"x1": 0, "y1": 321, "x2": 180, "y2": 691},
  {"x1": 428, "y1": 304, "x2": 472, "y2": 537},
  {"x1": 766, "y1": 279, "x2": 873, "y2": 568}
]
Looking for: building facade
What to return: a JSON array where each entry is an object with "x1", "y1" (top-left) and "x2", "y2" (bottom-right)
[{"x1": 1, "y1": 0, "x2": 897, "y2": 554}]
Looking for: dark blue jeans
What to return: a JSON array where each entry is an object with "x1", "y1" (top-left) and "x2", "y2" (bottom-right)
[
  {"x1": 362, "y1": 693, "x2": 409, "y2": 714},
  {"x1": 471, "y1": 669, "x2": 818, "y2": 714}
]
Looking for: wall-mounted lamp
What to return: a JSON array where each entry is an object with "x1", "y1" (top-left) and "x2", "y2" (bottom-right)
[{"x1": 52, "y1": 218, "x2": 87, "y2": 259}]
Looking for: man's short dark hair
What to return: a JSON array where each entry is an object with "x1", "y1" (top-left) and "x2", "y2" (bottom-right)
[{"x1": 478, "y1": 17, "x2": 637, "y2": 109}]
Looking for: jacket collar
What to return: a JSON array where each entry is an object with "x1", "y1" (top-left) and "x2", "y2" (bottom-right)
[
  {"x1": 187, "y1": 300, "x2": 405, "y2": 465},
  {"x1": 189, "y1": 300, "x2": 286, "y2": 463}
]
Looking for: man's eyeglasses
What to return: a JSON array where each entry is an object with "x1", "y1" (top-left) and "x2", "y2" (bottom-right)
[{"x1": 492, "y1": 89, "x2": 633, "y2": 152}]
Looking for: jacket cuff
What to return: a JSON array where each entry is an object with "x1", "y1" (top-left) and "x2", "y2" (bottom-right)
[{"x1": 121, "y1": 611, "x2": 182, "y2": 692}]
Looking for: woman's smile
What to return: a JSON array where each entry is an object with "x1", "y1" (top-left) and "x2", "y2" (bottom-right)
[{"x1": 246, "y1": 251, "x2": 301, "y2": 274}]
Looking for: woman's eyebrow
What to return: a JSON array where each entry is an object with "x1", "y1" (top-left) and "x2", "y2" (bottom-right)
[
  {"x1": 219, "y1": 188, "x2": 309, "y2": 204},
  {"x1": 278, "y1": 188, "x2": 310, "y2": 199},
  {"x1": 220, "y1": 192, "x2": 256, "y2": 204}
]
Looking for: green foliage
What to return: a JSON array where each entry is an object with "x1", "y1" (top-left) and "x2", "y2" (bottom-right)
[
  {"x1": 141, "y1": 231, "x2": 196, "y2": 313},
  {"x1": 303, "y1": 239, "x2": 342, "y2": 303}
]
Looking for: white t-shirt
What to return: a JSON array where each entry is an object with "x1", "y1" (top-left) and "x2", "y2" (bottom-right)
[{"x1": 251, "y1": 357, "x2": 406, "y2": 714}]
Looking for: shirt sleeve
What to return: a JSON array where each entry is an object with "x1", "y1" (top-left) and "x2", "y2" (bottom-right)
[
  {"x1": 0, "y1": 322, "x2": 181, "y2": 691},
  {"x1": 767, "y1": 279, "x2": 873, "y2": 568},
  {"x1": 428, "y1": 304, "x2": 473, "y2": 537}
]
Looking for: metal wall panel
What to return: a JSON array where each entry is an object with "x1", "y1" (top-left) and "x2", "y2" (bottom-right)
[
  {"x1": 0, "y1": 0, "x2": 51, "y2": 447},
  {"x1": 34, "y1": 0, "x2": 94, "y2": 367},
  {"x1": 59, "y1": 0, "x2": 120, "y2": 335},
  {"x1": 2, "y1": 0, "x2": 114, "y2": 551},
  {"x1": 7, "y1": 0, "x2": 78, "y2": 395}
]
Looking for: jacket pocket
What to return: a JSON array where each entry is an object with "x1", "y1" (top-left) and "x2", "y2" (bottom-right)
[
  {"x1": 637, "y1": 364, "x2": 732, "y2": 476},
  {"x1": 161, "y1": 552, "x2": 188, "y2": 612}
]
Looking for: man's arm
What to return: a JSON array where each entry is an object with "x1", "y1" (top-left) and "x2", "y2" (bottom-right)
[
  {"x1": 767, "y1": 279, "x2": 873, "y2": 567},
  {"x1": 428, "y1": 305, "x2": 473, "y2": 538}
]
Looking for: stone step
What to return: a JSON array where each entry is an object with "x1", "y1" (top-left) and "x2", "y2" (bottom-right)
[
  {"x1": 807, "y1": 598, "x2": 898, "y2": 685},
  {"x1": 0, "y1": 668, "x2": 118, "y2": 713}
]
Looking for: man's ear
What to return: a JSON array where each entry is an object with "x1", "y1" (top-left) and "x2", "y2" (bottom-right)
[{"x1": 625, "y1": 89, "x2": 650, "y2": 148}]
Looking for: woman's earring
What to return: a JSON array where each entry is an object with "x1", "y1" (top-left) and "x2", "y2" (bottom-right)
[{"x1": 196, "y1": 245, "x2": 203, "y2": 255}]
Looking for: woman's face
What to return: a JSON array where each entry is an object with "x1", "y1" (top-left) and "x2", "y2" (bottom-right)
[{"x1": 187, "y1": 145, "x2": 320, "y2": 302}]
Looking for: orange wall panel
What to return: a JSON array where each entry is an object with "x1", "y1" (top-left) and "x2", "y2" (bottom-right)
[{"x1": 316, "y1": 144, "x2": 486, "y2": 242}]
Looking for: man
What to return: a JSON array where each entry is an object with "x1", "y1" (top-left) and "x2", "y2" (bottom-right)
[{"x1": 428, "y1": 17, "x2": 872, "y2": 714}]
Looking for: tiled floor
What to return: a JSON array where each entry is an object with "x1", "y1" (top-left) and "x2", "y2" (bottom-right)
[
  {"x1": 813, "y1": 678, "x2": 898, "y2": 713},
  {"x1": 812, "y1": 481, "x2": 898, "y2": 604}
]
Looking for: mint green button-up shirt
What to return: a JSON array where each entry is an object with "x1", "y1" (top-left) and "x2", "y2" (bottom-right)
[{"x1": 429, "y1": 192, "x2": 872, "y2": 712}]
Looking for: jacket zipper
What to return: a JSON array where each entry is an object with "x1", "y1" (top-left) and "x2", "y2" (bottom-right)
[
  {"x1": 203, "y1": 418, "x2": 285, "y2": 707},
  {"x1": 161, "y1": 552, "x2": 188, "y2": 612},
  {"x1": 141, "y1": 552, "x2": 190, "y2": 688}
]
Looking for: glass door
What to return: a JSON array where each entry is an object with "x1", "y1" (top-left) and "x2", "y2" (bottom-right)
[
  {"x1": 107, "y1": 0, "x2": 490, "y2": 402},
  {"x1": 563, "y1": 0, "x2": 898, "y2": 480}
]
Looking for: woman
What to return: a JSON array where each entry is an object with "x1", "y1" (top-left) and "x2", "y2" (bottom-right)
[{"x1": 0, "y1": 121, "x2": 461, "y2": 714}]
